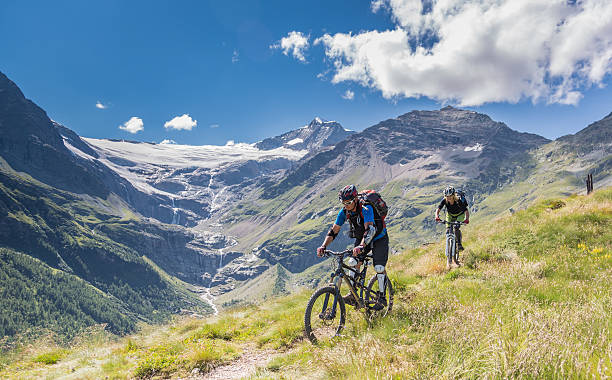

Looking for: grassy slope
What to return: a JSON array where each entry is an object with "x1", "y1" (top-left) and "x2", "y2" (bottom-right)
[
  {"x1": 0, "y1": 166, "x2": 211, "y2": 339},
  {"x1": 3, "y1": 188, "x2": 609, "y2": 379}
]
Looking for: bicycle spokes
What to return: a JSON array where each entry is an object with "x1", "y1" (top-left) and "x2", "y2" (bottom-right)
[
  {"x1": 318, "y1": 292, "x2": 337, "y2": 320},
  {"x1": 305, "y1": 286, "x2": 346, "y2": 344}
]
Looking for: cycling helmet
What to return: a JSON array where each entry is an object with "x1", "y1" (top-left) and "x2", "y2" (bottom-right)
[
  {"x1": 339, "y1": 184, "x2": 358, "y2": 201},
  {"x1": 444, "y1": 186, "x2": 455, "y2": 196}
]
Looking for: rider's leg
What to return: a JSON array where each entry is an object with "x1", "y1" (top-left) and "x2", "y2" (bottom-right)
[
  {"x1": 455, "y1": 213, "x2": 466, "y2": 250},
  {"x1": 372, "y1": 234, "x2": 389, "y2": 310},
  {"x1": 343, "y1": 242, "x2": 363, "y2": 306}
]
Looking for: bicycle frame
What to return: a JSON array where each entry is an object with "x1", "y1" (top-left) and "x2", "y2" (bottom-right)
[
  {"x1": 438, "y1": 220, "x2": 463, "y2": 265},
  {"x1": 321, "y1": 250, "x2": 372, "y2": 317}
]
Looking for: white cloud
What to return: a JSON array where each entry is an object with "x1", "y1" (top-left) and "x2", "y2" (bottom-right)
[
  {"x1": 95, "y1": 101, "x2": 107, "y2": 109},
  {"x1": 271, "y1": 31, "x2": 310, "y2": 62},
  {"x1": 305, "y1": 0, "x2": 612, "y2": 106},
  {"x1": 225, "y1": 140, "x2": 235, "y2": 146},
  {"x1": 342, "y1": 90, "x2": 355, "y2": 100},
  {"x1": 232, "y1": 50, "x2": 239, "y2": 63},
  {"x1": 160, "y1": 139, "x2": 177, "y2": 145},
  {"x1": 164, "y1": 114, "x2": 197, "y2": 131},
  {"x1": 118, "y1": 117, "x2": 144, "y2": 134},
  {"x1": 371, "y1": 0, "x2": 386, "y2": 13},
  {"x1": 210, "y1": 124, "x2": 220, "y2": 129}
]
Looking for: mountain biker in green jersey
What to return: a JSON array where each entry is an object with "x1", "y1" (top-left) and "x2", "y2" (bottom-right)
[
  {"x1": 317, "y1": 185, "x2": 389, "y2": 311},
  {"x1": 435, "y1": 186, "x2": 470, "y2": 251}
]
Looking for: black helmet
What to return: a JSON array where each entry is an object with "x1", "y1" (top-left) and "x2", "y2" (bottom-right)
[
  {"x1": 444, "y1": 186, "x2": 455, "y2": 196},
  {"x1": 339, "y1": 184, "x2": 358, "y2": 201}
]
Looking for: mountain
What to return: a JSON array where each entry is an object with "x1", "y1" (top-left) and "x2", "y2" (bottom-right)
[
  {"x1": 256, "y1": 117, "x2": 355, "y2": 151},
  {"x1": 0, "y1": 72, "x2": 234, "y2": 336},
  {"x1": 265, "y1": 106, "x2": 550, "y2": 198},
  {"x1": 558, "y1": 111, "x2": 612, "y2": 150},
  {"x1": 213, "y1": 108, "x2": 610, "y2": 305}
]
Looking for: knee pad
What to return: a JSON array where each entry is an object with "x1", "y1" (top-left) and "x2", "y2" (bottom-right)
[{"x1": 374, "y1": 265, "x2": 385, "y2": 274}]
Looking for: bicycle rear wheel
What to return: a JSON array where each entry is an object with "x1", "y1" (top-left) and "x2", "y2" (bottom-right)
[
  {"x1": 304, "y1": 286, "x2": 346, "y2": 344},
  {"x1": 365, "y1": 275, "x2": 394, "y2": 318}
]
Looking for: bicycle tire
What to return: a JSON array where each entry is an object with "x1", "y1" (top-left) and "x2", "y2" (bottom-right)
[
  {"x1": 446, "y1": 235, "x2": 454, "y2": 267},
  {"x1": 365, "y1": 275, "x2": 394, "y2": 318},
  {"x1": 304, "y1": 286, "x2": 346, "y2": 344}
]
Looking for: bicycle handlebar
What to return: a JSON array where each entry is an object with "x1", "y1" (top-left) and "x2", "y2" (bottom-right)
[
  {"x1": 323, "y1": 249, "x2": 374, "y2": 259},
  {"x1": 435, "y1": 220, "x2": 466, "y2": 225}
]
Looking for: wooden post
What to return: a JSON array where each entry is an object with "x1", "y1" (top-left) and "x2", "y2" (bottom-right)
[{"x1": 586, "y1": 173, "x2": 593, "y2": 194}]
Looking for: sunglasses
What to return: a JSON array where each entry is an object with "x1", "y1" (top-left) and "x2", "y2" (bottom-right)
[{"x1": 342, "y1": 199, "x2": 354, "y2": 205}]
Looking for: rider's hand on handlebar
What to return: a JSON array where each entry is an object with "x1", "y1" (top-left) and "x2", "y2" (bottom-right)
[
  {"x1": 464, "y1": 219, "x2": 469, "y2": 224},
  {"x1": 317, "y1": 246, "x2": 326, "y2": 257},
  {"x1": 353, "y1": 245, "x2": 364, "y2": 256},
  {"x1": 435, "y1": 217, "x2": 442, "y2": 222}
]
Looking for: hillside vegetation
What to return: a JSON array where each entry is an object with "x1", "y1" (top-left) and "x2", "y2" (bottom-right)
[
  {"x1": 1, "y1": 188, "x2": 610, "y2": 379},
  {"x1": 0, "y1": 166, "x2": 211, "y2": 339}
]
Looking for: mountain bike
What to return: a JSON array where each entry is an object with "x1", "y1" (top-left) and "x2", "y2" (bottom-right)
[
  {"x1": 304, "y1": 249, "x2": 394, "y2": 344},
  {"x1": 437, "y1": 220, "x2": 465, "y2": 267}
]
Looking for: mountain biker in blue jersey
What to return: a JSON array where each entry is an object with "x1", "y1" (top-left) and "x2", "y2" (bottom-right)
[
  {"x1": 317, "y1": 185, "x2": 389, "y2": 310},
  {"x1": 435, "y1": 186, "x2": 470, "y2": 251}
]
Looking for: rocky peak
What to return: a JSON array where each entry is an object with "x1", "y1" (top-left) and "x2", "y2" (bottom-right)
[
  {"x1": 255, "y1": 117, "x2": 355, "y2": 151},
  {"x1": 557, "y1": 111, "x2": 612, "y2": 152}
]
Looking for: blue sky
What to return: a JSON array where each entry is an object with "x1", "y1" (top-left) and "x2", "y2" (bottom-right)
[{"x1": 1, "y1": 0, "x2": 611, "y2": 145}]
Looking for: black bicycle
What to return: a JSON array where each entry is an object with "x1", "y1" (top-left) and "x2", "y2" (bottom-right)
[
  {"x1": 304, "y1": 249, "x2": 394, "y2": 344},
  {"x1": 437, "y1": 220, "x2": 465, "y2": 267}
]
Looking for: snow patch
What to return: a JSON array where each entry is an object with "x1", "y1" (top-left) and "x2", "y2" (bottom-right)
[
  {"x1": 464, "y1": 143, "x2": 484, "y2": 152},
  {"x1": 286, "y1": 138, "x2": 304, "y2": 146},
  {"x1": 83, "y1": 138, "x2": 308, "y2": 195}
]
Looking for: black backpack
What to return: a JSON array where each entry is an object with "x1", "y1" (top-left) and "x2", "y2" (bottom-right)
[
  {"x1": 456, "y1": 189, "x2": 468, "y2": 208},
  {"x1": 358, "y1": 190, "x2": 388, "y2": 220},
  {"x1": 347, "y1": 190, "x2": 389, "y2": 240}
]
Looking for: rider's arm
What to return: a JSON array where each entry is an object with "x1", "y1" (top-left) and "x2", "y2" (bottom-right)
[
  {"x1": 435, "y1": 199, "x2": 445, "y2": 220},
  {"x1": 360, "y1": 221, "x2": 375, "y2": 247},
  {"x1": 464, "y1": 209, "x2": 470, "y2": 222},
  {"x1": 322, "y1": 224, "x2": 341, "y2": 248}
]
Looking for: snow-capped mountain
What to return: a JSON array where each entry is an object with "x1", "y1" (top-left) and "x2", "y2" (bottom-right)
[{"x1": 255, "y1": 117, "x2": 356, "y2": 151}]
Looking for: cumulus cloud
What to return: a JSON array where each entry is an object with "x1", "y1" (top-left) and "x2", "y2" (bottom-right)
[
  {"x1": 305, "y1": 0, "x2": 612, "y2": 106},
  {"x1": 210, "y1": 124, "x2": 220, "y2": 129},
  {"x1": 118, "y1": 117, "x2": 144, "y2": 134},
  {"x1": 164, "y1": 114, "x2": 197, "y2": 131},
  {"x1": 160, "y1": 139, "x2": 177, "y2": 145},
  {"x1": 271, "y1": 31, "x2": 310, "y2": 62},
  {"x1": 95, "y1": 101, "x2": 107, "y2": 109},
  {"x1": 342, "y1": 90, "x2": 355, "y2": 100}
]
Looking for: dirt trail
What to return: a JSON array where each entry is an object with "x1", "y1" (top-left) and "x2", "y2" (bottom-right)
[{"x1": 182, "y1": 346, "x2": 277, "y2": 380}]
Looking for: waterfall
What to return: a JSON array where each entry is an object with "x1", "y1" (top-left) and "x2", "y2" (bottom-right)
[{"x1": 171, "y1": 198, "x2": 180, "y2": 225}]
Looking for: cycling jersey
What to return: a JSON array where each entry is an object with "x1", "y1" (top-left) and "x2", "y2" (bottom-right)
[
  {"x1": 335, "y1": 204, "x2": 387, "y2": 241},
  {"x1": 438, "y1": 198, "x2": 468, "y2": 216}
]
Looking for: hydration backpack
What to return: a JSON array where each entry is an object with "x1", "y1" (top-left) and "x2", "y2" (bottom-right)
[
  {"x1": 346, "y1": 189, "x2": 389, "y2": 240},
  {"x1": 358, "y1": 190, "x2": 388, "y2": 220},
  {"x1": 456, "y1": 189, "x2": 468, "y2": 208}
]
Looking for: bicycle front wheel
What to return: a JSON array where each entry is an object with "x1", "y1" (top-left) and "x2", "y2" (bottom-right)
[
  {"x1": 446, "y1": 236, "x2": 454, "y2": 267},
  {"x1": 304, "y1": 286, "x2": 346, "y2": 344}
]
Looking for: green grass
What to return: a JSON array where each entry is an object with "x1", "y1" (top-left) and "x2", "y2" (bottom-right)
[{"x1": 32, "y1": 349, "x2": 68, "y2": 365}]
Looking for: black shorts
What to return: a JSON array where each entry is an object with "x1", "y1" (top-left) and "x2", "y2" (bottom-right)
[{"x1": 355, "y1": 234, "x2": 389, "y2": 267}]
